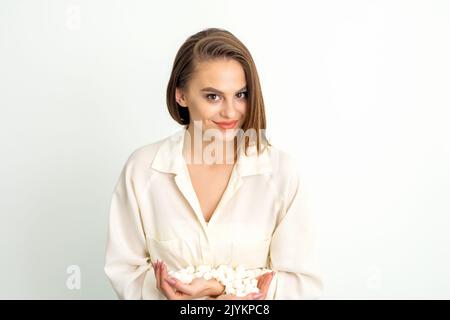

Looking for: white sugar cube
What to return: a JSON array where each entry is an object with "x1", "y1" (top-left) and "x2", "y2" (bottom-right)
[
  {"x1": 197, "y1": 265, "x2": 211, "y2": 273},
  {"x1": 178, "y1": 274, "x2": 193, "y2": 284},
  {"x1": 217, "y1": 273, "x2": 226, "y2": 284},
  {"x1": 225, "y1": 285, "x2": 236, "y2": 295},
  {"x1": 233, "y1": 278, "x2": 244, "y2": 289},
  {"x1": 236, "y1": 266, "x2": 248, "y2": 278},
  {"x1": 217, "y1": 264, "x2": 227, "y2": 271},
  {"x1": 168, "y1": 264, "x2": 273, "y2": 295},
  {"x1": 224, "y1": 274, "x2": 234, "y2": 283},
  {"x1": 186, "y1": 266, "x2": 195, "y2": 274},
  {"x1": 221, "y1": 277, "x2": 232, "y2": 287},
  {"x1": 178, "y1": 268, "x2": 189, "y2": 275},
  {"x1": 203, "y1": 272, "x2": 213, "y2": 280},
  {"x1": 248, "y1": 286, "x2": 259, "y2": 294},
  {"x1": 235, "y1": 290, "x2": 246, "y2": 297}
]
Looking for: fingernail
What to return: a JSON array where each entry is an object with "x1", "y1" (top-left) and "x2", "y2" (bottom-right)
[
  {"x1": 166, "y1": 278, "x2": 176, "y2": 285},
  {"x1": 253, "y1": 293, "x2": 263, "y2": 299}
]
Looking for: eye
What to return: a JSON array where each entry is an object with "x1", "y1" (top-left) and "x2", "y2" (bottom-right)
[
  {"x1": 206, "y1": 94, "x2": 221, "y2": 102},
  {"x1": 236, "y1": 91, "x2": 248, "y2": 99}
]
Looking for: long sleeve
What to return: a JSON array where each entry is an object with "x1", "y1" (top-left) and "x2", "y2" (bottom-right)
[
  {"x1": 266, "y1": 169, "x2": 324, "y2": 299},
  {"x1": 104, "y1": 159, "x2": 153, "y2": 299}
]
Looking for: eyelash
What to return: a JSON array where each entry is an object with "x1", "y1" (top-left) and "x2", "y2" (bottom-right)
[{"x1": 205, "y1": 91, "x2": 248, "y2": 102}]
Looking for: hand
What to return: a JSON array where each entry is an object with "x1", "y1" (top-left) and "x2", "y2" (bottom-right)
[
  {"x1": 255, "y1": 271, "x2": 275, "y2": 300},
  {"x1": 207, "y1": 271, "x2": 275, "y2": 300},
  {"x1": 152, "y1": 260, "x2": 224, "y2": 300}
]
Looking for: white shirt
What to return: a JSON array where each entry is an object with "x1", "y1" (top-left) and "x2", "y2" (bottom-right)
[{"x1": 104, "y1": 128, "x2": 324, "y2": 299}]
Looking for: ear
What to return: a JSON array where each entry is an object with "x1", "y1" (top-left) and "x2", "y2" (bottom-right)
[{"x1": 175, "y1": 87, "x2": 188, "y2": 108}]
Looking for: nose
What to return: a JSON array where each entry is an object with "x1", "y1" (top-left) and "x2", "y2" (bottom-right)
[{"x1": 220, "y1": 100, "x2": 237, "y2": 119}]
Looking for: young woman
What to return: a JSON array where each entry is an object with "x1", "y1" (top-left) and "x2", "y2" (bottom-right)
[{"x1": 104, "y1": 28, "x2": 323, "y2": 300}]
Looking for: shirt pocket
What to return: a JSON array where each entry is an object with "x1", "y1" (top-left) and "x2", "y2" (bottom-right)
[
  {"x1": 147, "y1": 237, "x2": 190, "y2": 271},
  {"x1": 231, "y1": 237, "x2": 271, "y2": 269}
]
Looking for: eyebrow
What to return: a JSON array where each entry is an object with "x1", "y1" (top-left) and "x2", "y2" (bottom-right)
[{"x1": 200, "y1": 86, "x2": 247, "y2": 94}]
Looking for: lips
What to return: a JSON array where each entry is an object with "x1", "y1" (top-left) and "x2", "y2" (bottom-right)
[{"x1": 213, "y1": 120, "x2": 239, "y2": 130}]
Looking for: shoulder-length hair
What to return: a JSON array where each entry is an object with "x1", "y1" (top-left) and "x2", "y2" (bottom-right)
[{"x1": 166, "y1": 27, "x2": 270, "y2": 156}]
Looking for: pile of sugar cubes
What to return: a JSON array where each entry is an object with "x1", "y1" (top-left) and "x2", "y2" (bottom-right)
[{"x1": 168, "y1": 264, "x2": 273, "y2": 297}]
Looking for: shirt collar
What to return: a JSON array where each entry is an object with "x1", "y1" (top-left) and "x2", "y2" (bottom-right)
[{"x1": 150, "y1": 128, "x2": 272, "y2": 177}]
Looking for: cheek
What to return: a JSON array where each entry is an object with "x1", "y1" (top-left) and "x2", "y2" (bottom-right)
[
  {"x1": 190, "y1": 102, "x2": 217, "y2": 120},
  {"x1": 237, "y1": 101, "x2": 247, "y2": 116},
  {"x1": 200, "y1": 103, "x2": 217, "y2": 117},
  {"x1": 187, "y1": 97, "x2": 210, "y2": 116}
]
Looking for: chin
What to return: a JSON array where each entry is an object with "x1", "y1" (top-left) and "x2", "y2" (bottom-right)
[
  {"x1": 216, "y1": 127, "x2": 240, "y2": 142},
  {"x1": 221, "y1": 132, "x2": 237, "y2": 142}
]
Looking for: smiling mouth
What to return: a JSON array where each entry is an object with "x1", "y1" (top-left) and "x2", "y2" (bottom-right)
[{"x1": 213, "y1": 120, "x2": 239, "y2": 130}]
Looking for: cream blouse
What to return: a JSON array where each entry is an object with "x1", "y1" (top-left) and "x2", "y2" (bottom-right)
[{"x1": 104, "y1": 128, "x2": 324, "y2": 299}]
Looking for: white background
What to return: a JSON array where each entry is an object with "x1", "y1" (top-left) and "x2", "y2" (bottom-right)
[{"x1": 1, "y1": 0, "x2": 449, "y2": 299}]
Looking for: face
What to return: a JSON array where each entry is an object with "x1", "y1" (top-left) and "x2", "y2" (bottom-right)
[{"x1": 175, "y1": 58, "x2": 247, "y2": 142}]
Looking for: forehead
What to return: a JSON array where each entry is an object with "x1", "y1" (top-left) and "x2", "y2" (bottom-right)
[{"x1": 190, "y1": 59, "x2": 246, "y2": 90}]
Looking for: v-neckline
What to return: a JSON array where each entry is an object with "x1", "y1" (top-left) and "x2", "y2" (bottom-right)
[
  {"x1": 172, "y1": 129, "x2": 245, "y2": 235},
  {"x1": 185, "y1": 161, "x2": 237, "y2": 225},
  {"x1": 173, "y1": 157, "x2": 243, "y2": 237}
]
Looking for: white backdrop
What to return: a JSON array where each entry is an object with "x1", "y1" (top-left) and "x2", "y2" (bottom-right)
[{"x1": 1, "y1": 0, "x2": 449, "y2": 299}]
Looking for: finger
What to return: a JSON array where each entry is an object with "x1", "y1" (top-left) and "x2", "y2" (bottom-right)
[
  {"x1": 158, "y1": 261, "x2": 168, "y2": 296},
  {"x1": 154, "y1": 260, "x2": 158, "y2": 288},
  {"x1": 262, "y1": 272, "x2": 274, "y2": 285},
  {"x1": 256, "y1": 272, "x2": 269, "y2": 283},
  {"x1": 163, "y1": 279, "x2": 184, "y2": 299},
  {"x1": 257, "y1": 273, "x2": 268, "y2": 289},
  {"x1": 265, "y1": 272, "x2": 275, "y2": 289},
  {"x1": 256, "y1": 275, "x2": 263, "y2": 288},
  {"x1": 168, "y1": 275, "x2": 215, "y2": 298},
  {"x1": 160, "y1": 263, "x2": 178, "y2": 300},
  {"x1": 255, "y1": 275, "x2": 269, "y2": 299},
  {"x1": 158, "y1": 260, "x2": 164, "y2": 290},
  {"x1": 153, "y1": 260, "x2": 159, "y2": 276},
  {"x1": 164, "y1": 277, "x2": 194, "y2": 296},
  {"x1": 259, "y1": 278, "x2": 269, "y2": 296},
  {"x1": 256, "y1": 275, "x2": 263, "y2": 289},
  {"x1": 260, "y1": 273, "x2": 272, "y2": 291},
  {"x1": 158, "y1": 261, "x2": 165, "y2": 291},
  {"x1": 259, "y1": 273, "x2": 274, "y2": 299},
  {"x1": 242, "y1": 292, "x2": 263, "y2": 300},
  {"x1": 156, "y1": 260, "x2": 161, "y2": 289},
  {"x1": 257, "y1": 270, "x2": 271, "y2": 279}
]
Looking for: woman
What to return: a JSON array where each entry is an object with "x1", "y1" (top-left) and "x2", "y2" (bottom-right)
[{"x1": 104, "y1": 28, "x2": 323, "y2": 300}]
